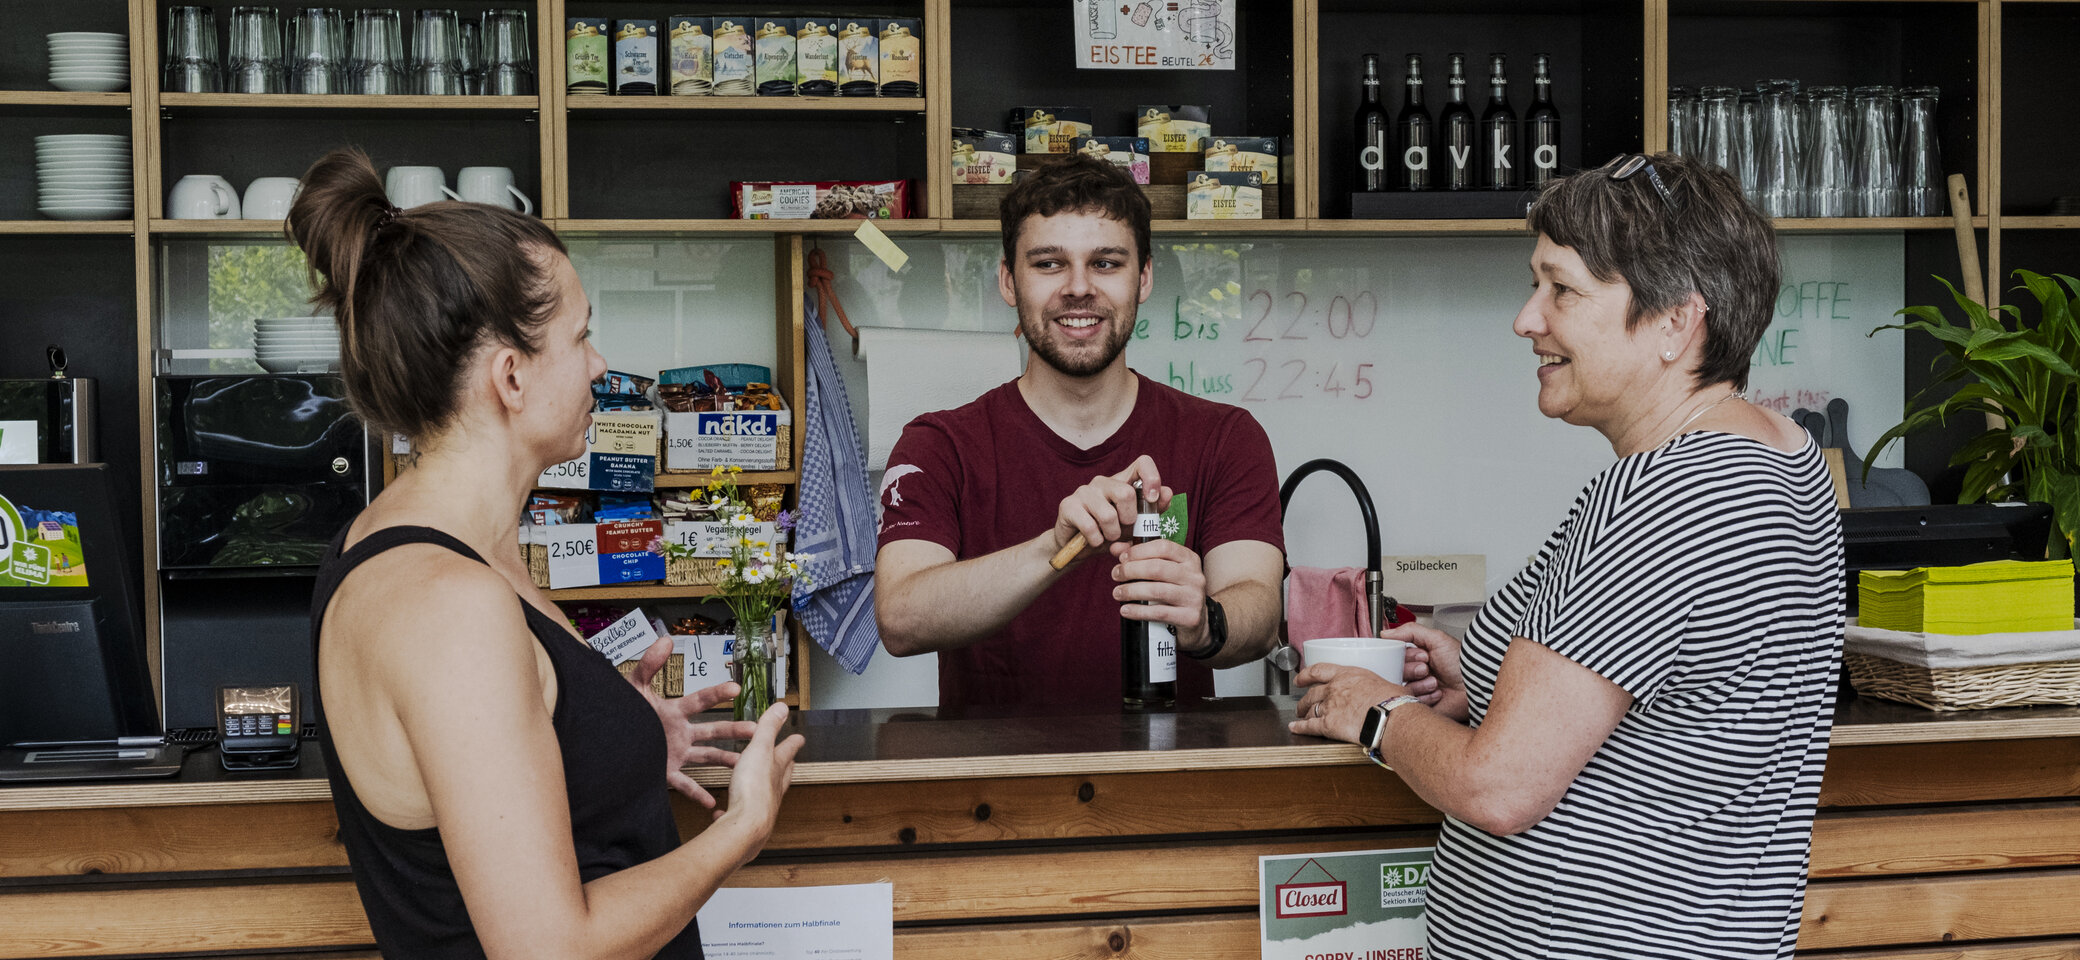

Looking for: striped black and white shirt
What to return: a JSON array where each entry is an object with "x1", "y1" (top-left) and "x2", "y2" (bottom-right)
[{"x1": 1426, "y1": 431, "x2": 1845, "y2": 960}]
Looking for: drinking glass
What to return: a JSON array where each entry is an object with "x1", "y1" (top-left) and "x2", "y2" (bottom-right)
[
  {"x1": 1791, "y1": 88, "x2": 1811, "y2": 175},
  {"x1": 227, "y1": 6, "x2": 285, "y2": 94},
  {"x1": 1696, "y1": 85, "x2": 1742, "y2": 188},
  {"x1": 351, "y1": 8, "x2": 406, "y2": 94},
  {"x1": 1804, "y1": 86, "x2": 1852, "y2": 217},
  {"x1": 1850, "y1": 85, "x2": 1900, "y2": 217},
  {"x1": 411, "y1": 9, "x2": 464, "y2": 95},
  {"x1": 1736, "y1": 90, "x2": 1761, "y2": 202},
  {"x1": 163, "y1": 5, "x2": 221, "y2": 93},
  {"x1": 1755, "y1": 79, "x2": 1803, "y2": 217},
  {"x1": 1667, "y1": 86, "x2": 1698, "y2": 158},
  {"x1": 458, "y1": 19, "x2": 482, "y2": 95},
  {"x1": 287, "y1": 7, "x2": 346, "y2": 94},
  {"x1": 480, "y1": 9, "x2": 534, "y2": 95},
  {"x1": 1899, "y1": 87, "x2": 1943, "y2": 217}
]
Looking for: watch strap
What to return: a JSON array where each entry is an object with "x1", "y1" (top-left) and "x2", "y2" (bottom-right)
[
  {"x1": 1186, "y1": 596, "x2": 1227, "y2": 660},
  {"x1": 1361, "y1": 695, "x2": 1423, "y2": 768}
]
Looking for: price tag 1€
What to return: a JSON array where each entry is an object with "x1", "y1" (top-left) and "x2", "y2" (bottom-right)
[{"x1": 679, "y1": 633, "x2": 731, "y2": 692}]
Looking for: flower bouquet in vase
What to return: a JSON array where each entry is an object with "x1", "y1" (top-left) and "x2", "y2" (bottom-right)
[{"x1": 666, "y1": 466, "x2": 811, "y2": 720}]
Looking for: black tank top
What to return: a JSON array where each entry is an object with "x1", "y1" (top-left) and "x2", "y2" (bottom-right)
[{"x1": 311, "y1": 525, "x2": 703, "y2": 959}]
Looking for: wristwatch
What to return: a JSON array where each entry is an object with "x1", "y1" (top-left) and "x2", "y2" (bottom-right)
[
  {"x1": 1358, "y1": 695, "x2": 1422, "y2": 768},
  {"x1": 1186, "y1": 596, "x2": 1227, "y2": 660}
]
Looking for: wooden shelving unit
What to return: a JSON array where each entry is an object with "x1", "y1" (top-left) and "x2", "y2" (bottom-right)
[
  {"x1": 541, "y1": 583, "x2": 720, "y2": 601},
  {"x1": 2, "y1": 0, "x2": 2070, "y2": 737}
]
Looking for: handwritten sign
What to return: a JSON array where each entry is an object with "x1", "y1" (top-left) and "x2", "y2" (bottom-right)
[{"x1": 1074, "y1": 0, "x2": 1235, "y2": 70}]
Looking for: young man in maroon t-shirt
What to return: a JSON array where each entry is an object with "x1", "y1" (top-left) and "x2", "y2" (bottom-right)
[{"x1": 874, "y1": 156, "x2": 1287, "y2": 710}]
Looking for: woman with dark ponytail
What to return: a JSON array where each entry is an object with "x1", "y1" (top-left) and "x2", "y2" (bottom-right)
[{"x1": 292, "y1": 147, "x2": 801, "y2": 960}]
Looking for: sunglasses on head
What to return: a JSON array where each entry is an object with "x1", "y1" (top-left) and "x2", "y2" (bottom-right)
[{"x1": 1605, "y1": 154, "x2": 1679, "y2": 214}]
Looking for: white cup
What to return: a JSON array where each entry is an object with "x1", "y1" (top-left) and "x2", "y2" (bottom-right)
[
  {"x1": 168, "y1": 174, "x2": 240, "y2": 219},
  {"x1": 1302, "y1": 636, "x2": 1410, "y2": 685},
  {"x1": 384, "y1": 166, "x2": 461, "y2": 208},
  {"x1": 241, "y1": 177, "x2": 300, "y2": 220},
  {"x1": 456, "y1": 166, "x2": 533, "y2": 214}
]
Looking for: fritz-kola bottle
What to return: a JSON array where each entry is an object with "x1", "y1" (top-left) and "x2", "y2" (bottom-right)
[
  {"x1": 1441, "y1": 53, "x2": 1477, "y2": 191},
  {"x1": 1527, "y1": 52, "x2": 1561, "y2": 187},
  {"x1": 1121, "y1": 481, "x2": 1177, "y2": 707},
  {"x1": 1398, "y1": 54, "x2": 1432, "y2": 191},
  {"x1": 1482, "y1": 53, "x2": 1518, "y2": 190},
  {"x1": 1355, "y1": 53, "x2": 1391, "y2": 193}
]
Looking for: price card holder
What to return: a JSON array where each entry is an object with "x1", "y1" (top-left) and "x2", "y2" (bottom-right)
[
  {"x1": 663, "y1": 519, "x2": 782, "y2": 556},
  {"x1": 539, "y1": 413, "x2": 661, "y2": 492},
  {"x1": 540, "y1": 520, "x2": 667, "y2": 589}
]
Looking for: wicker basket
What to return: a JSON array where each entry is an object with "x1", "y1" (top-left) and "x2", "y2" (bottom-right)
[
  {"x1": 665, "y1": 554, "x2": 729, "y2": 586},
  {"x1": 1844, "y1": 650, "x2": 2080, "y2": 711}
]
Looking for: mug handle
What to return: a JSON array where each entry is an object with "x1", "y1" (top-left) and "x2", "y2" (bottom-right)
[
  {"x1": 440, "y1": 185, "x2": 464, "y2": 202},
  {"x1": 506, "y1": 184, "x2": 534, "y2": 215},
  {"x1": 211, "y1": 180, "x2": 238, "y2": 218}
]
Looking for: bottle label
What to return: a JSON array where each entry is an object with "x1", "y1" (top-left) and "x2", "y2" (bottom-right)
[
  {"x1": 1360, "y1": 143, "x2": 1385, "y2": 173},
  {"x1": 1403, "y1": 145, "x2": 1429, "y2": 172},
  {"x1": 1149, "y1": 623, "x2": 1177, "y2": 682},
  {"x1": 1134, "y1": 513, "x2": 1163, "y2": 538},
  {"x1": 1491, "y1": 128, "x2": 1513, "y2": 170},
  {"x1": 1534, "y1": 142, "x2": 1558, "y2": 172}
]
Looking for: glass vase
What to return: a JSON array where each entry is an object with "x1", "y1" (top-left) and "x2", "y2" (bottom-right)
[{"x1": 730, "y1": 615, "x2": 777, "y2": 721}]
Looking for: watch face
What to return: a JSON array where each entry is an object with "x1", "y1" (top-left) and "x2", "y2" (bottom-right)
[{"x1": 1359, "y1": 705, "x2": 1388, "y2": 749}]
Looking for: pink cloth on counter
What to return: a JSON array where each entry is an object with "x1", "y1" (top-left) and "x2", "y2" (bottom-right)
[{"x1": 1285, "y1": 566, "x2": 1372, "y2": 653}]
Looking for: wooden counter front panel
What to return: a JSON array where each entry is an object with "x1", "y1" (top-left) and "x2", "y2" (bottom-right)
[{"x1": 0, "y1": 801, "x2": 344, "y2": 879}]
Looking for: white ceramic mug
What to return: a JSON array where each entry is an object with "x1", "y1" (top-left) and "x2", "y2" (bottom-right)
[
  {"x1": 1301, "y1": 637, "x2": 1410, "y2": 685},
  {"x1": 384, "y1": 166, "x2": 461, "y2": 208},
  {"x1": 168, "y1": 175, "x2": 240, "y2": 219},
  {"x1": 241, "y1": 177, "x2": 300, "y2": 220},
  {"x1": 456, "y1": 166, "x2": 533, "y2": 214}
]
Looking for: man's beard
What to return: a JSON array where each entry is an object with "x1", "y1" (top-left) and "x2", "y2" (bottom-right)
[{"x1": 1020, "y1": 307, "x2": 1134, "y2": 378}]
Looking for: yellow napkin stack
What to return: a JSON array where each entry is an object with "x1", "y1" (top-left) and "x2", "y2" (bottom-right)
[{"x1": 1859, "y1": 559, "x2": 2077, "y2": 634}]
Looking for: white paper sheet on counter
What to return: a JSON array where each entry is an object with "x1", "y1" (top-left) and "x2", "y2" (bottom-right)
[{"x1": 698, "y1": 882, "x2": 893, "y2": 959}]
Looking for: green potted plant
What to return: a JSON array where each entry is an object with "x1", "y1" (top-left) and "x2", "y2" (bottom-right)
[{"x1": 1866, "y1": 269, "x2": 2079, "y2": 560}]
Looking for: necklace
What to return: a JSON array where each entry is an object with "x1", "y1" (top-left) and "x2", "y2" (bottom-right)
[{"x1": 1659, "y1": 389, "x2": 1745, "y2": 448}]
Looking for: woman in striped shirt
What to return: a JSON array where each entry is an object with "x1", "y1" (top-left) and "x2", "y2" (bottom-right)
[{"x1": 1290, "y1": 154, "x2": 1846, "y2": 959}]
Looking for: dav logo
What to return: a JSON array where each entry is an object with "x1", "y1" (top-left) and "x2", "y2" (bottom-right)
[
  {"x1": 700, "y1": 413, "x2": 777, "y2": 437},
  {"x1": 1274, "y1": 880, "x2": 1347, "y2": 919}
]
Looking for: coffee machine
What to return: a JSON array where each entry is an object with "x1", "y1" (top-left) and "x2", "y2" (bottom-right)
[{"x1": 0, "y1": 346, "x2": 96, "y2": 465}]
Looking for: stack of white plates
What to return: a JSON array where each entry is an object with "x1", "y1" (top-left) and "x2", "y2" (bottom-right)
[
  {"x1": 36, "y1": 134, "x2": 131, "y2": 220},
  {"x1": 48, "y1": 32, "x2": 128, "y2": 92},
  {"x1": 255, "y1": 317, "x2": 341, "y2": 373}
]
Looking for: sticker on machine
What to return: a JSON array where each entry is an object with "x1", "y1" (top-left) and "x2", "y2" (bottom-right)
[{"x1": 0, "y1": 491, "x2": 88, "y2": 588}]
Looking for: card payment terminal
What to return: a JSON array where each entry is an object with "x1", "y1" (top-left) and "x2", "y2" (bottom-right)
[{"x1": 217, "y1": 684, "x2": 300, "y2": 771}]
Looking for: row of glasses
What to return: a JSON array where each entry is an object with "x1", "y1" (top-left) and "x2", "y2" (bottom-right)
[
  {"x1": 162, "y1": 6, "x2": 532, "y2": 95},
  {"x1": 1669, "y1": 81, "x2": 1943, "y2": 217}
]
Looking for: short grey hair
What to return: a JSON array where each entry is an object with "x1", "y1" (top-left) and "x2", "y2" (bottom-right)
[{"x1": 1527, "y1": 153, "x2": 1779, "y2": 391}]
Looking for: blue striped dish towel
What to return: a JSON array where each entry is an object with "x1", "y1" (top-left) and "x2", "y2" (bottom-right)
[{"x1": 791, "y1": 291, "x2": 881, "y2": 674}]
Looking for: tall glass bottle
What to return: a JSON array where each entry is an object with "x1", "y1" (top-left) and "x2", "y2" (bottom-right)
[
  {"x1": 1354, "y1": 53, "x2": 1391, "y2": 193},
  {"x1": 1397, "y1": 54, "x2": 1433, "y2": 191},
  {"x1": 1441, "y1": 53, "x2": 1477, "y2": 191},
  {"x1": 1120, "y1": 482, "x2": 1176, "y2": 708},
  {"x1": 1526, "y1": 53, "x2": 1560, "y2": 187},
  {"x1": 1481, "y1": 53, "x2": 1518, "y2": 190}
]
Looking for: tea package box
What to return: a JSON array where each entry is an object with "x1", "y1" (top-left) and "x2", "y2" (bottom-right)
[
  {"x1": 613, "y1": 20, "x2": 660, "y2": 95},
  {"x1": 566, "y1": 17, "x2": 609, "y2": 95},
  {"x1": 1139, "y1": 105, "x2": 1211, "y2": 153},
  {"x1": 667, "y1": 16, "x2": 712, "y2": 95},
  {"x1": 878, "y1": 18, "x2": 922, "y2": 97},
  {"x1": 754, "y1": 18, "x2": 797, "y2": 95},
  {"x1": 1072, "y1": 136, "x2": 1151, "y2": 184},
  {"x1": 711, "y1": 16, "x2": 755, "y2": 95},
  {"x1": 1203, "y1": 136, "x2": 1281, "y2": 184},
  {"x1": 953, "y1": 128, "x2": 1018, "y2": 184},
  {"x1": 1186, "y1": 170, "x2": 1263, "y2": 219},
  {"x1": 836, "y1": 20, "x2": 878, "y2": 95},
  {"x1": 797, "y1": 17, "x2": 840, "y2": 95},
  {"x1": 1010, "y1": 106, "x2": 1093, "y2": 154}
]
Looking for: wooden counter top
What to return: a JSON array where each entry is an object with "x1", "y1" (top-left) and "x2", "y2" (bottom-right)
[{"x1": 4, "y1": 696, "x2": 2078, "y2": 812}]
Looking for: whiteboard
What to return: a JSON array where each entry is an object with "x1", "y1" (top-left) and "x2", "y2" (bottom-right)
[{"x1": 807, "y1": 231, "x2": 1903, "y2": 706}]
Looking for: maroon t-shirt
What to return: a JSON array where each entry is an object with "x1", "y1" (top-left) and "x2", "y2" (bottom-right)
[{"x1": 877, "y1": 373, "x2": 1285, "y2": 709}]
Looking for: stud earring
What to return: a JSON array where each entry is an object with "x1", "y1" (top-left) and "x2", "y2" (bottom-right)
[{"x1": 1662, "y1": 351, "x2": 1677, "y2": 362}]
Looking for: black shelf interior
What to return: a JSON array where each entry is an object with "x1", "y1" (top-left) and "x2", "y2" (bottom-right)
[
  {"x1": 159, "y1": 112, "x2": 543, "y2": 215},
  {"x1": 0, "y1": 235, "x2": 144, "y2": 572},
  {"x1": 1667, "y1": 0, "x2": 1980, "y2": 206},
  {"x1": 948, "y1": 0, "x2": 1294, "y2": 176},
  {"x1": 2000, "y1": 4, "x2": 2080, "y2": 217},
  {"x1": 0, "y1": 1, "x2": 130, "y2": 92},
  {"x1": 1315, "y1": 0, "x2": 1642, "y2": 219},
  {"x1": 565, "y1": 114, "x2": 927, "y2": 219},
  {"x1": 0, "y1": 112, "x2": 135, "y2": 221}
]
